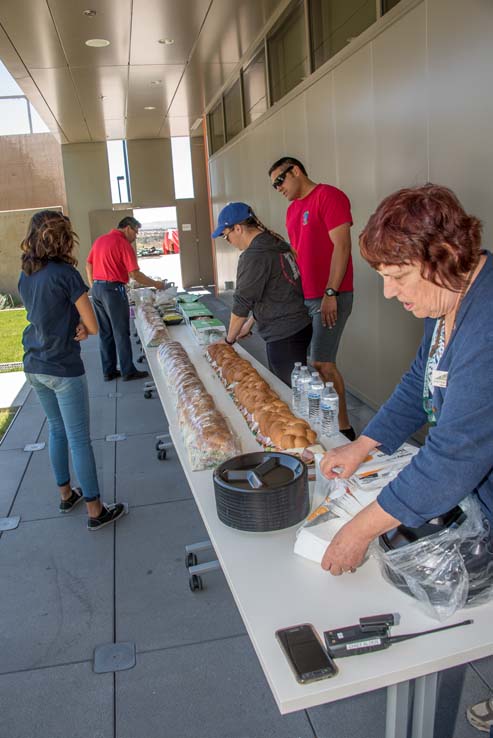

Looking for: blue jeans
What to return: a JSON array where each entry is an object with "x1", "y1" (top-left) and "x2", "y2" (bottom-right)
[
  {"x1": 26, "y1": 373, "x2": 100, "y2": 502},
  {"x1": 91, "y1": 281, "x2": 136, "y2": 376}
]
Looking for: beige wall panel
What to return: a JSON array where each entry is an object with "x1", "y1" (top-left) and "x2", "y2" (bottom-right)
[
  {"x1": 304, "y1": 73, "x2": 337, "y2": 185},
  {"x1": 373, "y1": 3, "x2": 428, "y2": 198},
  {"x1": 250, "y1": 115, "x2": 289, "y2": 237},
  {"x1": 332, "y1": 45, "x2": 380, "y2": 401},
  {"x1": 126, "y1": 139, "x2": 175, "y2": 208},
  {"x1": 209, "y1": 154, "x2": 239, "y2": 291},
  {"x1": 428, "y1": 0, "x2": 493, "y2": 252},
  {"x1": 370, "y1": 3, "x2": 428, "y2": 404},
  {"x1": 0, "y1": 207, "x2": 62, "y2": 299},
  {"x1": 280, "y1": 95, "x2": 308, "y2": 166},
  {"x1": 61, "y1": 142, "x2": 112, "y2": 265},
  {"x1": 189, "y1": 138, "x2": 215, "y2": 285}
]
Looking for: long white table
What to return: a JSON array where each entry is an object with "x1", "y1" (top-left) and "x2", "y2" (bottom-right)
[{"x1": 135, "y1": 318, "x2": 493, "y2": 737}]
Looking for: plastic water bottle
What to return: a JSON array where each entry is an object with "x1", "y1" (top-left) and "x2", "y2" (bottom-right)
[
  {"x1": 320, "y1": 382, "x2": 339, "y2": 436},
  {"x1": 297, "y1": 366, "x2": 312, "y2": 420},
  {"x1": 308, "y1": 372, "x2": 324, "y2": 428},
  {"x1": 290, "y1": 362, "x2": 302, "y2": 412}
]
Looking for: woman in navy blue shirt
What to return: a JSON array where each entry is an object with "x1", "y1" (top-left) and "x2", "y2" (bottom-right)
[
  {"x1": 19, "y1": 210, "x2": 126, "y2": 531},
  {"x1": 319, "y1": 184, "x2": 493, "y2": 575}
]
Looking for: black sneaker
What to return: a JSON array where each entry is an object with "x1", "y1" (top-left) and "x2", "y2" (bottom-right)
[
  {"x1": 87, "y1": 503, "x2": 127, "y2": 531},
  {"x1": 340, "y1": 426, "x2": 356, "y2": 442},
  {"x1": 59, "y1": 487, "x2": 84, "y2": 513},
  {"x1": 122, "y1": 369, "x2": 149, "y2": 381},
  {"x1": 103, "y1": 370, "x2": 121, "y2": 381}
]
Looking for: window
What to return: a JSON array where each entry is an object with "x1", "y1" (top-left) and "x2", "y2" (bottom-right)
[
  {"x1": 171, "y1": 137, "x2": 194, "y2": 199},
  {"x1": 208, "y1": 101, "x2": 225, "y2": 154},
  {"x1": 309, "y1": 0, "x2": 376, "y2": 70},
  {"x1": 381, "y1": 0, "x2": 402, "y2": 13},
  {"x1": 106, "y1": 140, "x2": 131, "y2": 204},
  {"x1": 268, "y1": 1, "x2": 308, "y2": 104},
  {"x1": 0, "y1": 61, "x2": 49, "y2": 136},
  {"x1": 242, "y1": 49, "x2": 268, "y2": 125},
  {"x1": 224, "y1": 79, "x2": 244, "y2": 141}
]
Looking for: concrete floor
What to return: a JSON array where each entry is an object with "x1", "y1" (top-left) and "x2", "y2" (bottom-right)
[{"x1": 0, "y1": 294, "x2": 491, "y2": 738}]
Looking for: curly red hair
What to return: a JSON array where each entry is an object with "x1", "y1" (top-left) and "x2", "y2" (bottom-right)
[{"x1": 359, "y1": 184, "x2": 482, "y2": 291}]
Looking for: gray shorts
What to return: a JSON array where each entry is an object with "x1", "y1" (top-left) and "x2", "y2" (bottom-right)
[{"x1": 305, "y1": 292, "x2": 353, "y2": 363}]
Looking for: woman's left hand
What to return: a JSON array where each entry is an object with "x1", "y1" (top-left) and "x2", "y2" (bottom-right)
[
  {"x1": 74, "y1": 322, "x2": 89, "y2": 341},
  {"x1": 321, "y1": 521, "x2": 371, "y2": 575}
]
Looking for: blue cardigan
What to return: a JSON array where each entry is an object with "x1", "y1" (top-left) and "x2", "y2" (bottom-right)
[{"x1": 363, "y1": 251, "x2": 493, "y2": 528}]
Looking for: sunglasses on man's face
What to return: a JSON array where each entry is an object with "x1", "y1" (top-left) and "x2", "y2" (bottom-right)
[
  {"x1": 221, "y1": 227, "x2": 234, "y2": 241},
  {"x1": 272, "y1": 165, "x2": 294, "y2": 190}
]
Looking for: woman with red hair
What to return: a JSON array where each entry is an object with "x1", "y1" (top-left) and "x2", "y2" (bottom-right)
[{"x1": 319, "y1": 184, "x2": 493, "y2": 576}]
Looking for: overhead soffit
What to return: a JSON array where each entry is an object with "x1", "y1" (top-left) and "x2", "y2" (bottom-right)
[{"x1": 0, "y1": 0, "x2": 286, "y2": 144}]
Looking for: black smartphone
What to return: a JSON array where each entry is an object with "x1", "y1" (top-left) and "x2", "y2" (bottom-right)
[{"x1": 275, "y1": 623, "x2": 338, "y2": 684}]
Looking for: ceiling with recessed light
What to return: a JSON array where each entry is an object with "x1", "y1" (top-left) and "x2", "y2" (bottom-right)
[{"x1": 0, "y1": 0, "x2": 284, "y2": 143}]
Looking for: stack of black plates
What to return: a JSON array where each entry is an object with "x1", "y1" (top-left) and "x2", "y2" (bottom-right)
[{"x1": 213, "y1": 452, "x2": 309, "y2": 532}]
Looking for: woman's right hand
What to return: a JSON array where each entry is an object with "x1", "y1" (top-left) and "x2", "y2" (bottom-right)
[{"x1": 319, "y1": 435, "x2": 378, "y2": 480}]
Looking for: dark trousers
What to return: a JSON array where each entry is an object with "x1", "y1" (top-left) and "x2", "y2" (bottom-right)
[
  {"x1": 266, "y1": 323, "x2": 313, "y2": 387},
  {"x1": 91, "y1": 281, "x2": 135, "y2": 377}
]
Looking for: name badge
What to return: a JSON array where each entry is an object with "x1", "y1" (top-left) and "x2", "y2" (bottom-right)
[{"x1": 432, "y1": 370, "x2": 448, "y2": 388}]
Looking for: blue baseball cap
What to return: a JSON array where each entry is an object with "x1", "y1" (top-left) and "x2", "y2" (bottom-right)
[{"x1": 211, "y1": 202, "x2": 252, "y2": 238}]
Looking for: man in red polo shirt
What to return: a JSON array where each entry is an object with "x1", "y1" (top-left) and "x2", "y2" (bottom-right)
[{"x1": 86, "y1": 216, "x2": 164, "y2": 381}]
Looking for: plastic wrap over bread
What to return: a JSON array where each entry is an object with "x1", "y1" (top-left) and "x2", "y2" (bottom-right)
[
  {"x1": 158, "y1": 342, "x2": 241, "y2": 470},
  {"x1": 205, "y1": 343, "x2": 317, "y2": 452},
  {"x1": 136, "y1": 304, "x2": 170, "y2": 346}
]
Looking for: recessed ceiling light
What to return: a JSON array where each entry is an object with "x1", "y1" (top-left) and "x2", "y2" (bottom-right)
[
  {"x1": 144, "y1": 106, "x2": 156, "y2": 110},
  {"x1": 150, "y1": 80, "x2": 162, "y2": 86},
  {"x1": 85, "y1": 38, "x2": 111, "y2": 47},
  {"x1": 158, "y1": 38, "x2": 174, "y2": 45},
  {"x1": 83, "y1": 9, "x2": 97, "y2": 16}
]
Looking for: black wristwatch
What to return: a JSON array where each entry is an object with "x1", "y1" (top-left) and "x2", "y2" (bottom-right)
[
  {"x1": 225, "y1": 337, "x2": 236, "y2": 346},
  {"x1": 324, "y1": 288, "x2": 339, "y2": 297}
]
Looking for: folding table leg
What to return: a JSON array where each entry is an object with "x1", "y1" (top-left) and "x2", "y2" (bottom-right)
[{"x1": 386, "y1": 680, "x2": 410, "y2": 738}]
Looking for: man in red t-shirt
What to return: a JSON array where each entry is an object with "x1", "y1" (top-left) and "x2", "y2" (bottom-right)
[
  {"x1": 268, "y1": 157, "x2": 355, "y2": 440},
  {"x1": 86, "y1": 216, "x2": 164, "y2": 381}
]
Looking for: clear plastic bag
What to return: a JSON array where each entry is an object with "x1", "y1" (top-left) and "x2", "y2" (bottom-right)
[{"x1": 376, "y1": 495, "x2": 493, "y2": 621}]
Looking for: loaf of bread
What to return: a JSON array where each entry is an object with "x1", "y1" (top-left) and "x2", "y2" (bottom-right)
[
  {"x1": 205, "y1": 343, "x2": 318, "y2": 451},
  {"x1": 158, "y1": 342, "x2": 241, "y2": 469},
  {"x1": 136, "y1": 303, "x2": 170, "y2": 346}
]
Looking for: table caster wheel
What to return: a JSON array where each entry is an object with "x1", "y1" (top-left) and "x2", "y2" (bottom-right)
[
  {"x1": 144, "y1": 390, "x2": 152, "y2": 399},
  {"x1": 157, "y1": 449, "x2": 167, "y2": 460},
  {"x1": 189, "y1": 574, "x2": 203, "y2": 592},
  {"x1": 186, "y1": 553, "x2": 198, "y2": 568}
]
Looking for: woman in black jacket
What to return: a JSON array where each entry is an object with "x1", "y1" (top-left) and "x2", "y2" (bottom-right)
[{"x1": 212, "y1": 202, "x2": 312, "y2": 386}]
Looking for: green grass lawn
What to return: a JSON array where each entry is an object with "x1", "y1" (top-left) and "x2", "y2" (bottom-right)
[
  {"x1": 0, "y1": 406, "x2": 19, "y2": 441},
  {"x1": 0, "y1": 308, "x2": 28, "y2": 369}
]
